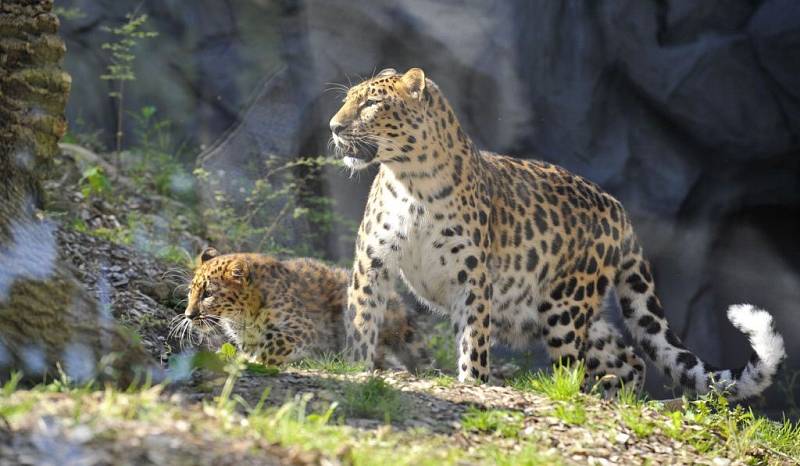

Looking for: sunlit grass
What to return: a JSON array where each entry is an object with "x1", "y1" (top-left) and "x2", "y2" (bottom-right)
[
  {"x1": 461, "y1": 407, "x2": 524, "y2": 438},
  {"x1": 484, "y1": 444, "x2": 560, "y2": 466},
  {"x1": 290, "y1": 353, "x2": 367, "y2": 374},
  {"x1": 1, "y1": 359, "x2": 797, "y2": 465},
  {"x1": 508, "y1": 361, "x2": 585, "y2": 402},
  {"x1": 337, "y1": 376, "x2": 406, "y2": 423}
]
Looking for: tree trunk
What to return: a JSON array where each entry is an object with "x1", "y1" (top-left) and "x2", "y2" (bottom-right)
[{"x1": 0, "y1": 0, "x2": 151, "y2": 384}]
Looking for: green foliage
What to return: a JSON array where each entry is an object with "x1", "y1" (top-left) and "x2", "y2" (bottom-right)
[
  {"x1": 338, "y1": 376, "x2": 406, "y2": 423},
  {"x1": 101, "y1": 13, "x2": 158, "y2": 86},
  {"x1": 431, "y1": 374, "x2": 457, "y2": 388},
  {"x1": 128, "y1": 105, "x2": 195, "y2": 200},
  {"x1": 53, "y1": 5, "x2": 86, "y2": 21},
  {"x1": 100, "y1": 12, "x2": 158, "y2": 153},
  {"x1": 155, "y1": 244, "x2": 193, "y2": 268},
  {"x1": 615, "y1": 386, "x2": 658, "y2": 437},
  {"x1": 510, "y1": 362, "x2": 588, "y2": 425},
  {"x1": 427, "y1": 321, "x2": 458, "y2": 373},
  {"x1": 552, "y1": 403, "x2": 587, "y2": 425},
  {"x1": 79, "y1": 165, "x2": 111, "y2": 198},
  {"x1": 509, "y1": 361, "x2": 585, "y2": 402},
  {"x1": 660, "y1": 393, "x2": 800, "y2": 460},
  {"x1": 197, "y1": 155, "x2": 353, "y2": 258},
  {"x1": 291, "y1": 353, "x2": 367, "y2": 374},
  {"x1": 1, "y1": 373, "x2": 23, "y2": 397},
  {"x1": 172, "y1": 343, "x2": 279, "y2": 381},
  {"x1": 461, "y1": 407, "x2": 524, "y2": 438}
]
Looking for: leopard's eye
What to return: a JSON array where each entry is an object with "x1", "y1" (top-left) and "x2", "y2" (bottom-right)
[
  {"x1": 202, "y1": 287, "x2": 212, "y2": 299},
  {"x1": 363, "y1": 98, "x2": 380, "y2": 108}
]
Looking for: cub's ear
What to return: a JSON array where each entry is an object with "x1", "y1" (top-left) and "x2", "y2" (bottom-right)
[
  {"x1": 200, "y1": 247, "x2": 220, "y2": 264},
  {"x1": 401, "y1": 68, "x2": 426, "y2": 100},
  {"x1": 226, "y1": 259, "x2": 253, "y2": 286},
  {"x1": 377, "y1": 68, "x2": 397, "y2": 77}
]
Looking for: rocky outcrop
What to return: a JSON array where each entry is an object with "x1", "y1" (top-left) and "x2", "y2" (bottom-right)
[{"x1": 0, "y1": 0, "x2": 152, "y2": 384}]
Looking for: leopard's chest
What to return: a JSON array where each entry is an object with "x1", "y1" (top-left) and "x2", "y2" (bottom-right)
[{"x1": 373, "y1": 186, "x2": 471, "y2": 311}]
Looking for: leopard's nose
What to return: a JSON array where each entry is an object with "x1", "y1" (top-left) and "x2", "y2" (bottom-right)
[
  {"x1": 184, "y1": 306, "x2": 199, "y2": 320},
  {"x1": 330, "y1": 119, "x2": 345, "y2": 135}
]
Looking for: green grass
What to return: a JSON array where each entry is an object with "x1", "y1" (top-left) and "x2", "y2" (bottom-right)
[
  {"x1": 290, "y1": 353, "x2": 367, "y2": 374},
  {"x1": 417, "y1": 369, "x2": 457, "y2": 388},
  {"x1": 337, "y1": 376, "x2": 406, "y2": 423},
  {"x1": 3, "y1": 358, "x2": 798, "y2": 465},
  {"x1": 428, "y1": 321, "x2": 458, "y2": 373},
  {"x1": 509, "y1": 362, "x2": 589, "y2": 426},
  {"x1": 461, "y1": 407, "x2": 524, "y2": 438},
  {"x1": 485, "y1": 444, "x2": 560, "y2": 466},
  {"x1": 661, "y1": 394, "x2": 800, "y2": 461},
  {"x1": 552, "y1": 403, "x2": 587, "y2": 425},
  {"x1": 431, "y1": 374, "x2": 457, "y2": 388},
  {"x1": 509, "y1": 362, "x2": 585, "y2": 402}
]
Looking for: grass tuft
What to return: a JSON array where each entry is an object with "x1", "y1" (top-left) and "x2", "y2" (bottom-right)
[
  {"x1": 338, "y1": 376, "x2": 406, "y2": 422},
  {"x1": 291, "y1": 353, "x2": 367, "y2": 374},
  {"x1": 509, "y1": 361, "x2": 585, "y2": 402},
  {"x1": 461, "y1": 407, "x2": 524, "y2": 438}
]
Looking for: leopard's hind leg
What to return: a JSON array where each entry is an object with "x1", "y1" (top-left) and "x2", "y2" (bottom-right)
[{"x1": 380, "y1": 297, "x2": 432, "y2": 373}]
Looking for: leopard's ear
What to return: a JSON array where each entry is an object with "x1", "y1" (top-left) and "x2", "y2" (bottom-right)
[
  {"x1": 225, "y1": 259, "x2": 253, "y2": 286},
  {"x1": 401, "y1": 68, "x2": 426, "y2": 100},
  {"x1": 376, "y1": 68, "x2": 397, "y2": 78},
  {"x1": 200, "y1": 247, "x2": 220, "y2": 264}
]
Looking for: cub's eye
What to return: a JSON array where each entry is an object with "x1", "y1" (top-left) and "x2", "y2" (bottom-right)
[
  {"x1": 362, "y1": 98, "x2": 380, "y2": 108},
  {"x1": 202, "y1": 288, "x2": 213, "y2": 299}
]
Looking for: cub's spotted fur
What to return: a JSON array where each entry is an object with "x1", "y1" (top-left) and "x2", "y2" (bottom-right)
[
  {"x1": 329, "y1": 67, "x2": 785, "y2": 399},
  {"x1": 180, "y1": 247, "x2": 429, "y2": 370}
]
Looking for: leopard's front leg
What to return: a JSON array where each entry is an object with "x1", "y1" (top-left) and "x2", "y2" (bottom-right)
[
  {"x1": 451, "y1": 254, "x2": 493, "y2": 383},
  {"x1": 345, "y1": 241, "x2": 393, "y2": 368}
]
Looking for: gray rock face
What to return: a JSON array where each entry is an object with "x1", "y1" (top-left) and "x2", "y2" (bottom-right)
[{"x1": 60, "y1": 0, "x2": 799, "y2": 409}]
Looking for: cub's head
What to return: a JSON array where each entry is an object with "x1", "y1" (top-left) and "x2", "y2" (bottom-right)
[
  {"x1": 329, "y1": 67, "x2": 434, "y2": 170},
  {"x1": 181, "y1": 247, "x2": 260, "y2": 335}
]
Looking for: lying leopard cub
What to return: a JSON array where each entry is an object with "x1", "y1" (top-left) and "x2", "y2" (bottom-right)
[
  {"x1": 178, "y1": 247, "x2": 429, "y2": 371},
  {"x1": 330, "y1": 67, "x2": 785, "y2": 399}
]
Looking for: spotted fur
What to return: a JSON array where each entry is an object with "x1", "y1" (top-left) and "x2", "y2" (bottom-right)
[
  {"x1": 329, "y1": 67, "x2": 785, "y2": 399},
  {"x1": 181, "y1": 247, "x2": 429, "y2": 371}
]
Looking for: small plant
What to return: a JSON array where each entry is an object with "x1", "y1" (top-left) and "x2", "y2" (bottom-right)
[
  {"x1": 427, "y1": 321, "x2": 458, "y2": 373},
  {"x1": 100, "y1": 12, "x2": 158, "y2": 155},
  {"x1": 509, "y1": 361, "x2": 585, "y2": 402},
  {"x1": 155, "y1": 244, "x2": 193, "y2": 268},
  {"x1": 197, "y1": 155, "x2": 352, "y2": 258},
  {"x1": 461, "y1": 407, "x2": 524, "y2": 438},
  {"x1": 79, "y1": 165, "x2": 111, "y2": 198},
  {"x1": 338, "y1": 376, "x2": 405, "y2": 423},
  {"x1": 128, "y1": 105, "x2": 195, "y2": 200},
  {"x1": 552, "y1": 403, "x2": 587, "y2": 425},
  {"x1": 619, "y1": 406, "x2": 655, "y2": 437},
  {"x1": 432, "y1": 374, "x2": 457, "y2": 388}
]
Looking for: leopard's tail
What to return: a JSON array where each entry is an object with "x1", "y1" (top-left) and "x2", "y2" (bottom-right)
[{"x1": 615, "y1": 235, "x2": 786, "y2": 401}]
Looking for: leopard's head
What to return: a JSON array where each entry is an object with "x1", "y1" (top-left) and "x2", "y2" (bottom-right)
[
  {"x1": 181, "y1": 247, "x2": 260, "y2": 337},
  {"x1": 329, "y1": 67, "x2": 434, "y2": 170}
]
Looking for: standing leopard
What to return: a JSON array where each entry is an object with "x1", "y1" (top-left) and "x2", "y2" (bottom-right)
[
  {"x1": 176, "y1": 247, "x2": 429, "y2": 371},
  {"x1": 329, "y1": 67, "x2": 786, "y2": 399}
]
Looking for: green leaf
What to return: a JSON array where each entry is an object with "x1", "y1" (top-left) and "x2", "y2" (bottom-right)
[
  {"x1": 246, "y1": 363, "x2": 280, "y2": 376},
  {"x1": 191, "y1": 351, "x2": 226, "y2": 373},
  {"x1": 140, "y1": 105, "x2": 156, "y2": 120},
  {"x1": 218, "y1": 342, "x2": 238, "y2": 361}
]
